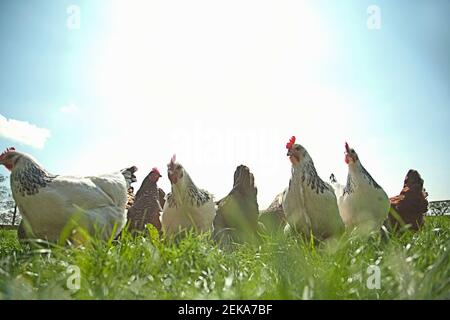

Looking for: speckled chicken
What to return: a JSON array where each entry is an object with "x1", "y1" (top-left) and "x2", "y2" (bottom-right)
[
  {"x1": 283, "y1": 136, "x2": 344, "y2": 239},
  {"x1": 387, "y1": 169, "x2": 428, "y2": 231},
  {"x1": 127, "y1": 168, "x2": 165, "y2": 233},
  {"x1": 161, "y1": 155, "x2": 216, "y2": 236},
  {"x1": 213, "y1": 165, "x2": 259, "y2": 243},
  {"x1": 126, "y1": 187, "x2": 136, "y2": 210},
  {"x1": 0, "y1": 147, "x2": 137, "y2": 243},
  {"x1": 334, "y1": 142, "x2": 390, "y2": 234}
]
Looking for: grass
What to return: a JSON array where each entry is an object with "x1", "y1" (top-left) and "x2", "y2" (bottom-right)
[{"x1": 0, "y1": 216, "x2": 449, "y2": 300}]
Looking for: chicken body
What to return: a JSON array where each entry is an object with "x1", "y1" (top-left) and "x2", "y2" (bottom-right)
[
  {"x1": 387, "y1": 169, "x2": 428, "y2": 231},
  {"x1": 213, "y1": 165, "x2": 259, "y2": 243},
  {"x1": 336, "y1": 143, "x2": 390, "y2": 233},
  {"x1": 161, "y1": 156, "x2": 216, "y2": 236},
  {"x1": 329, "y1": 174, "x2": 344, "y2": 200},
  {"x1": 1, "y1": 149, "x2": 136, "y2": 242},
  {"x1": 127, "y1": 169, "x2": 165, "y2": 233},
  {"x1": 283, "y1": 138, "x2": 344, "y2": 239}
]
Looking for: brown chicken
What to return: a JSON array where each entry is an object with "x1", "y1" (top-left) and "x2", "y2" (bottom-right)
[
  {"x1": 387, "y1": 169, "x2": 428, "y2": 231},
  {"x1": 126, "y1": 187, "x2": 136, "y2": 209},
  {"x1": 127, "y1": 168, "x2": 165, "y2": 233},
  {"x1": 213, "y1": 165, "x2": 259, "y2": 243}
]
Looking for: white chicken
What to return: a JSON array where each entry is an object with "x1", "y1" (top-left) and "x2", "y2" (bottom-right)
[
  {"x1": 0, "y1": 147, "x2": 137, "y2": 243},
  {"x1": 329, "y1": 173, "x2": 344, "y2": 200},
  {"x1": 161, "y1": 155, "x2": 216, "y2": 236},
  {"x1": 334, "y1": 142, "x2": 390, "y2": 233},
  {"x1": 282, "y1": 136, "x2": 344, "y2": 239}
]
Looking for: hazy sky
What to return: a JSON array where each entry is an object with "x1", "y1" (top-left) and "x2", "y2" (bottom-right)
[{"x1": 0, "y1": 0, "x2": 449, "y2": 208}]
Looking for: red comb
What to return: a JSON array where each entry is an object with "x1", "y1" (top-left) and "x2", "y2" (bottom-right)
[
  {"x1": 0, "y1": 147, "x2": 15, "y2": 158},
  {"x1": 345, "y1": 142, "x2": 350, "y2": 152},
  {"x1": 286, "y1": 136, "x2": 296, "y2": 149},
  {"x1": 151, "y1": 167, "x2": 161, "y2": 176}
]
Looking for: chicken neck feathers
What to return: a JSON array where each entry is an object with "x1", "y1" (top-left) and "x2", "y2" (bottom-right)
[
  {"x1": 343, "y1": 163, "x2": 382, "y2": 196},
  {"x1": 288, "y1": 153, "x2": 333, "y2": 196},
  {"x1": 166, "y1": 173, "x2": 212, "y2": 209}
]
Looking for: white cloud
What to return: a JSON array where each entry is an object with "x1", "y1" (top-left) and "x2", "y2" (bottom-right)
[
  {"x1": 60, "y1": 103, "x2": 79, "y2": 114},
  {"x1": 0, "y1": 114, "x2": 51, "y2": 149}
]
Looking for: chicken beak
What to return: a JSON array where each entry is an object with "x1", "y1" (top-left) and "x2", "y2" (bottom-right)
[
  {"x1": 0, "y1": 157, "x2": 13, "y2": 171},
  {"x1": 287, "y1": 149, "x2": 300, "y2": 165},
  {"x1": 287, "y1": 149, "x2": 292, "y2": 157},
  {"x1": 169, "y1": 175, "x2": 178, "y2": 184}
]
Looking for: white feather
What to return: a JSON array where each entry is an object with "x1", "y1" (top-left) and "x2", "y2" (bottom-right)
[
  {"x1": 13, "y1": 168, "x2": 128, "y2": 242},
  {"x1": 337, "y1": 162, "x2": 390, "y2": 233},
  {"x1": 160, "y1": 163, "x2": 216, "y2": 236},
  {"x1": 282, "y1": 153, "x2": 344, "y2": 239}
]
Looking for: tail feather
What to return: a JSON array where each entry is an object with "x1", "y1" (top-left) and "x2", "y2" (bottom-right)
[
  {"x1": 330, "y1": 173, "x2": 337, "y2": 184},
  {"x1": 121, "y1": 166, "x2": 138, "y2": 188},
  {"x1": 329, "y1": 173, "x2": 344, "y2": 198}
]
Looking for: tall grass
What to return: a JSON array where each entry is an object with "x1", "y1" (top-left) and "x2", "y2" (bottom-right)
[{"x1": 0, "y1": 216, "x2": 448, "y2": 299}]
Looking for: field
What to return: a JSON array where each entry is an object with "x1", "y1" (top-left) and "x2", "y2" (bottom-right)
[{"x1": 0, "y1": 217, "x2": 449, "y2": 300}]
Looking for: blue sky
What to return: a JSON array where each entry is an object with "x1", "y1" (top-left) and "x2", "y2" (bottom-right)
[{"x1": 0, "y1": 0, "x2": 449, "y2": 207}]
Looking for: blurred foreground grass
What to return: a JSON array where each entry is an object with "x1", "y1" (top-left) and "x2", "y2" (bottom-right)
[{"x1": 0, "y1": 216, "x2": 448, "y2": 299}]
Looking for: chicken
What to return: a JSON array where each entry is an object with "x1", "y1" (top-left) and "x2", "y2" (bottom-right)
[
  {"x1": 282, "y1": 136, "x2": 344, "y2": 239},
  {"x1": 213, "y1": 165, "x2": 259, "y2": 243},
  {"x1": 126, "y1": 187, "x2": 136, "y2": 209},
  {"x1": 0, "y1": 147, "x2": 137, "y2": 243},
  {"x1": 161, "y1": 155, "x2": 216, "y2": 236},
  {"x1": 329, "y1": 173, "x2": 345, "y2": 200},
  {"x1": 387, "y1": 169, "x2": 428, "y2": 231},
  {"x1": 335, "y1": 142, "x2": 390, "y2": 233},
  {"x1": 258, "y1": 191, "x2": 287, "y2": 233},
  {"x1": 127, "y1": 168, "x2": 165, "y2": 233}
]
